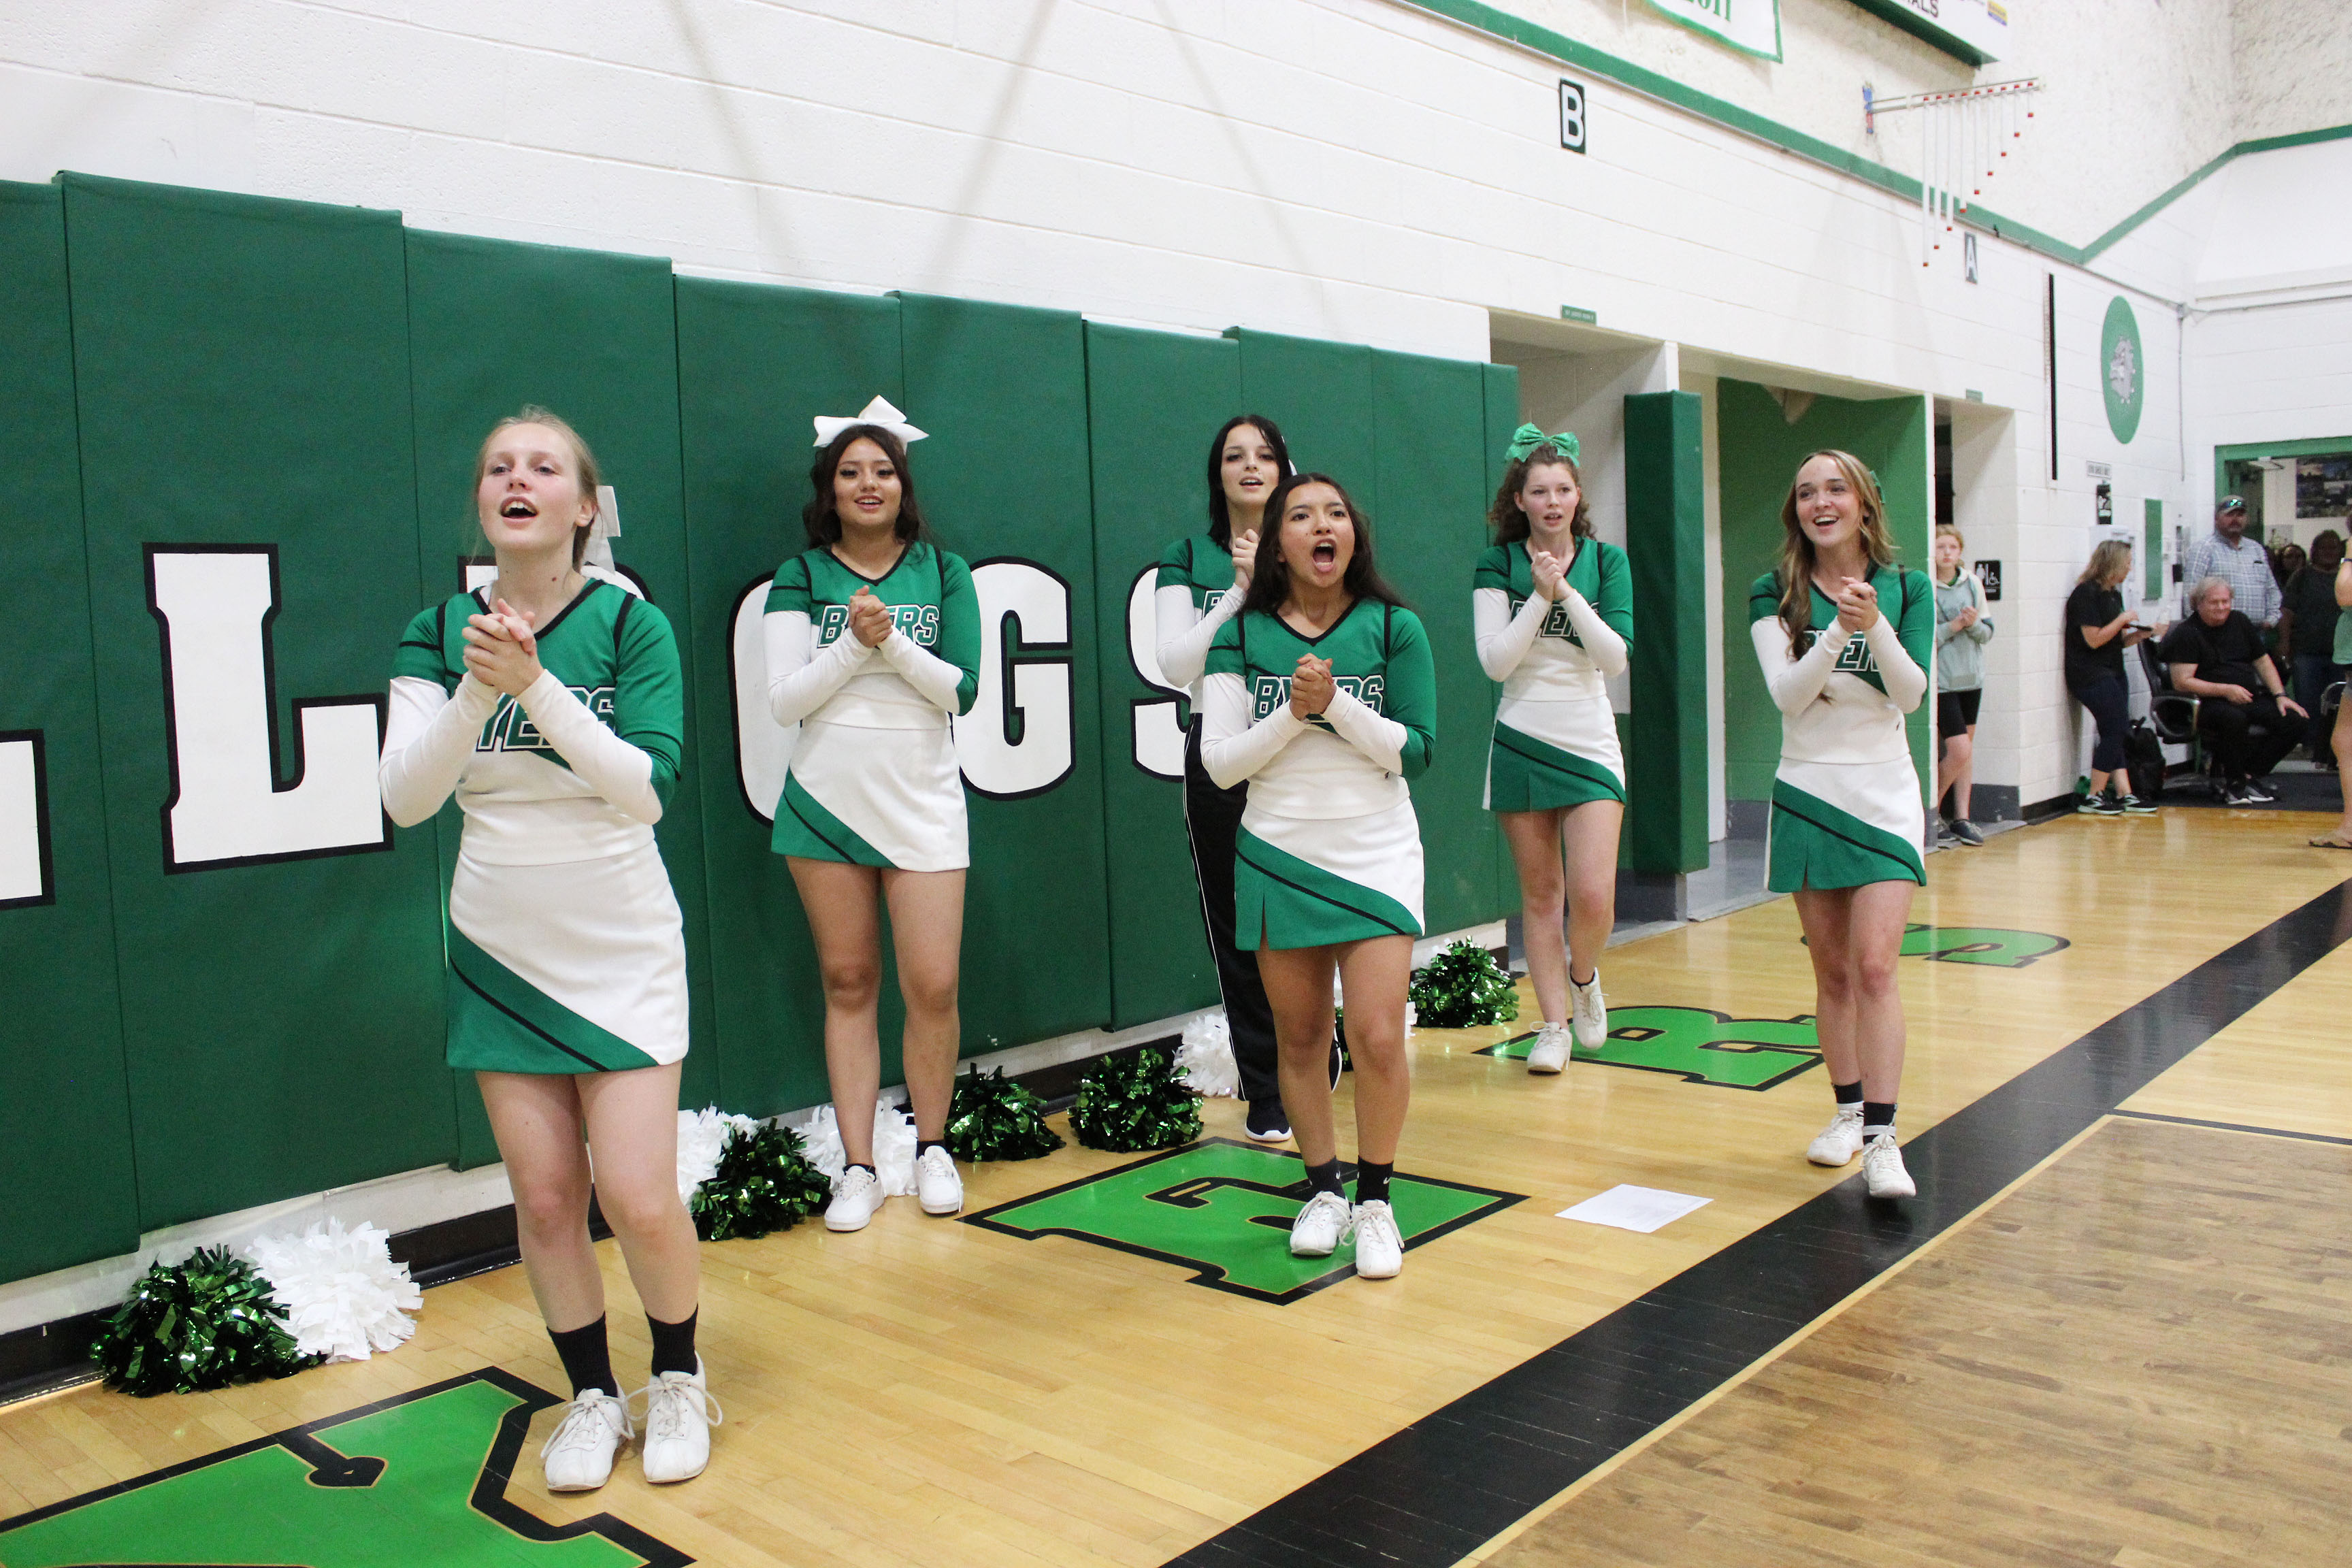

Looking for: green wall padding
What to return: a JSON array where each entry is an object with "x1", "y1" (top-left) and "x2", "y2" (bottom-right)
[
  {"x1": 898, "y1": 293, "x2": 1113, "y2": 1048},
  {"x1": 1231, "y1": 330, "x2": 1380, "y2": 499},
  {"x1": 62, "y1": 174, "x2": 453, "y2": 1229},
  {"x1": 403, "y1": 229, "x2": 721, "y2": 1160},
  {"x1": 0, "y1": 182, "x2": 142, "y2": 1279},
  {"x1": 1718, "y1": 379, "x2": 1931, "y2": 803},
  {"x1": 674, "y1": 278, "x2": 903, "y2": 1115},
  {"x1": 1480, "y1": 362, "x2": 1524, "y2": 913},
  {"x1": 1626, "y1": 390, "x2": 1708, "y2": 874},
  {"x1": 1084, "y1": 323, "x2": 1239, "y2": 1028},
  {"x1": 1372, "y1": 349, "x2": 1500, "y2": 935}
]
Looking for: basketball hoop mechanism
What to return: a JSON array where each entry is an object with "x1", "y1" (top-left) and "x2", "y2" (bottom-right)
[{"x1": 1865, "y1": 78, "x2": 2042, "y2": 267}]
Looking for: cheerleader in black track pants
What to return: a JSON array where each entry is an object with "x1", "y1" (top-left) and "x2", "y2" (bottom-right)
[{"x1": 1153, "y1": 414, "x2": 1337, "y2": 1142}]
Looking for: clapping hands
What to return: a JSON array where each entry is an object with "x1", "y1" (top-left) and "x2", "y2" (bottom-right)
[{"x1": 461, "y1": 599, "x2": 544, "y2": 696}]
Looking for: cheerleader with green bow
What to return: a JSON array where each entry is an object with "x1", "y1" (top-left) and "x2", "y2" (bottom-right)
[{"x1": 1471, "y1": 425, "x2": 1633, "y2": 1075}]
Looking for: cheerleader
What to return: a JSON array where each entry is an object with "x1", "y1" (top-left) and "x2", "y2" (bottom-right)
[
  {"x1": 1748, "y1": 450, "x2": 1933, "y2": 1200},
  {"x1": 764, "y1": 397, "x2": 981, "y2": 1233},
  {"x1": 1153, "y1": 415, "x2": 1331, "y2": 1143},
  {"x1": 1201, "y1": 473, "x2": 1435, "y2": 1278},
  {"x1": 380, "y1": 408, "x2": 716, "y2": 1491},
  {"x1": 1473, "y1": 426, "x2": 1631, "y2": 1074}
]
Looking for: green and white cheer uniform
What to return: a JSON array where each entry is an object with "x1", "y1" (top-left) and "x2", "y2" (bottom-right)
[
  {"x1": 1473, "y1": 537, "x2": 1633, "y2": 811},
  {"x1": 382, "y1": 581, "x2": 689, "y2": 1075},
  {"x1": 1153, "y1": 534, "x2": 1246, "y2": 700},
  {"x1": 1200, "y1": 600, "x2": 1436, "y2": 948},
  {"x1": 762, "y1": 542, "x2": 981, "y2": 872},
  {"x1": 1747, "y1": 565, "x2": 1932, "y2": 892}
]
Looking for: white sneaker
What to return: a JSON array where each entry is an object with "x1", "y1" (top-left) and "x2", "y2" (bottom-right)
[
  {"x1": 1288, "y1": 1190, "x2": 1351, "y2": 1257},
  {"x1": 915, "y1": 1146, "x2": 964, "y2": 1215},
  {"x1": 1862, "y1": 1133, "x2": 1916, "y2": 1199},
  {"x1": 1525, "y1": 1022, "x2": 1572, "y2": 1075},
  {"x1": 1350, "y1": 1199, "x2": 1403, "y2": 1279},
  {"x1": 824, "y1": 1165, "x2": 885, "y2": 1231},
  {"x1": 633, "y1": 1358, "x2": 721, "y2": 1484},
  {"x1": 540, "y1": 1388, "x2": 630, "y2": 1492},
  {"x1": 1806, "y1": 1105, "x2": 1866, "y2": 1167},
  {"x1": 1569, "y1": 970, "x2": 1607, "y2": 1049}
]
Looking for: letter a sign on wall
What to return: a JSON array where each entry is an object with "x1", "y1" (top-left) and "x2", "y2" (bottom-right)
[
  {"x1": 1645, "y1": 0, "x2": 1781, "y2": 60},
  {"x1": 147, "y1": 546, "x2": 389, "y2": 870}
]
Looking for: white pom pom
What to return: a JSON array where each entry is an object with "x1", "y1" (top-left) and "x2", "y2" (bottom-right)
[
  {"x1": 1177, "y1": 1011, "x2": 1240, "y2": 1098},
  {"x1": 246, "y1": 1220, "x2": 422, "y2": 1363},
  {"x1": 797, "y1": 1099, "x2": 918, "y2": 1196},
  {"x1": 870, "y1": 1099, "x2": 919, "y2": 1196},
  {"x1": 676, "y1": 1106, "x2": 759, "y2": 1204}
]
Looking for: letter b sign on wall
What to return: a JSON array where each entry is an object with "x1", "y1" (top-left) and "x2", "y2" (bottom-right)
[{"x1": 146, "y1": 546, "x2": 389, "y2": 870}]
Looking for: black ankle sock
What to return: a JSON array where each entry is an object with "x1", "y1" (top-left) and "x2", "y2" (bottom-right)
[
  {"x1": 549, "y1": 1316, "x2": 617, "y2": 1400},
  {"x1": 1303, "y1": 1158, "x2": 1345, "y2": 1198},
  {"x1": 916, "y1": 1139, "x2": 948, "y2": 1159},
  {"x1": 1863, "y1": 1100, "x2": 1897, "y2": 1138},
  {"x1": 1354, "y1": 1161, "x2": 1394, "y2": 1206},
  {"x1": 847, "y1": 1162, "x2": 876, "y2": 1175},
  {"x1": 647, "y1": 1309, "x2": 698, "y2": 1379},
  {"x1": 1833, "y1": 1080, "x2": 1864, "y2": 1106}
]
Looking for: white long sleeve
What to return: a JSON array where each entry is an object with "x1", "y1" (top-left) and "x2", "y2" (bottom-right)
[
  {"x1": 1155, "y1": 583, "x2": 1244, "y2": 691},
  {"x1": 1863, "y1": 615, "x2": 1927, "y2": 712},
  {"x1": 379, "y1": 674, "x2": 497, "y2": 828},
  {"x1": 1557, "y1": 588, "x2": 1629, "y2": 679},
  {"x1": 1752, "y1": 617, "x2": 1845, "y2": 715},
  {"x1": 878, "y1": 628, "x2": 968, "y2": 714},
  {"x1": 1199, "y1": 670, "x2": 1307, "y2": 788},
  {"x1": 1320, "y1": 685, "x2": 1408, "y2": 774},
  {"x1": 514, "y1": 672, "x2": 662, "y2": 825},
  {"x1": 1473, "y1": 586, "x2": 1547, "y2": 681},
  {"x1": 764, "y1": 609, "x2": 874, "y2": 727}
]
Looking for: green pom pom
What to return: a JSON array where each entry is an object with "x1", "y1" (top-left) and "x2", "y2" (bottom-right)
[
  {"x1": 691, "y1": 1123, "x2": 832, "y2": 1242},
  {"x1": 92, "y1": 1246, "x2": 318, "y2": 1397},
  {"x1": 946, "y1": 1066, "x2": 1065, "y2": 1163},
  {"x1": 1407, "y1": 938, "x2": 1522, "y2": 1028},
  {"x1": 1071, "y1": 1045, "x2": 1203, "y2": 1152}
]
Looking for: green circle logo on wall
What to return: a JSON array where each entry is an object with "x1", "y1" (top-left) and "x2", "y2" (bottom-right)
[{"x1": 2101, "y1": 295, "x2": 2144, "y2": 444}]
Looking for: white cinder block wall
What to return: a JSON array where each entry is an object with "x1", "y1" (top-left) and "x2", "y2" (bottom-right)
[{"x1": 0, "y1": 0, "x2": 2345, "y2": 822}]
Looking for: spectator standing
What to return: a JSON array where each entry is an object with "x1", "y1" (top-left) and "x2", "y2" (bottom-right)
[
  {"x1": 2182, "y1": 496, "x2": 2281, "y2": 629},
  {"x1": 2064, "y1": 540, "x2": 2157, "y2": 817},
  {"x1": 2162, "y1": 577, "x2": 2308, "y2": 804},
  {"x1": 2278, "y1": 531, "x2": 2345, "y2": 753},
  {"x1": 2311, "y1": 551, "x2": 2352, "y2": 849},
  {"x1": 1931, "y1": 525, "x2": 1993, "y2": 845}
]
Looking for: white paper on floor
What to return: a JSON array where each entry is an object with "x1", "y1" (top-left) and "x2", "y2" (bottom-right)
[{"x1": 1556, "y1": 1185, "x2": 1712, "y2": 1234}]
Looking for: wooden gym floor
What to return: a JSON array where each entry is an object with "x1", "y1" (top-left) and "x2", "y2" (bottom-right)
[{"x1": 3, "y1": 806, "x2": 2350, "y2": 1567}]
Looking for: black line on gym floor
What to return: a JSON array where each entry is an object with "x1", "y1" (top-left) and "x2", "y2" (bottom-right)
[
  {"x1": 1165, "y1": 878, "x2": 2352, "y2": 1568},
  {"x1": 2108, "y1": 1107, "x2": 2352, "y2": 1147}
]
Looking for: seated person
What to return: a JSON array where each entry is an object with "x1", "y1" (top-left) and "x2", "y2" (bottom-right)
[{"x1": 2162, "y1": 576, "x2": 2309, "y2": 804}]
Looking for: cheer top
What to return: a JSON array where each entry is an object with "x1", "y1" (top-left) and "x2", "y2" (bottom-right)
[
  {"x1": 1746, "y1": 566, "x2": 1932, "y2": 764},
  {"x1": 763, "y1": 541, "x2": 981, "y2": 732},
  {"x1": 1471, "y1": 537, "x2": 1633, "y2": 703},
  {"x1": 1198, "y1": 599, "x2": 1435, "y2": 815},
  {"x1": 1153, "y1": 534, "x2": 1247, "y2": 706},
  {"x1": 380, "y1": 581, "x2": 683, "y2": 864}
]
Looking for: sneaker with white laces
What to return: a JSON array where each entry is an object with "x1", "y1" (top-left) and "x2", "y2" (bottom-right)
[
  {"x1": 1862, "y1": 1132, "x2": 1916, "y2": 1198},
  {"x1": 1525, "y1": 1022, "x2": 1572, "y2": 1075},
  {"x1": 1288, "y1": 1190, "x2": 1351, "y2": 1257},
  {"x1": 915, "y1": 1146, "x2": 964, "y2": 1215},
  {"x1": 540, "y1": 1388, "x2": 631, "y2": 1492},
  {"x1": 1569, "y1": 970, "x2": 1607, "y2": 1049},
  {"x1": 633, "y1": 1358, "x2": 721, "y2": 1484},
  {"x1": 824, "y1": 1165, "x2": 885, "y2": 1232},
  {"x1": 1806, "y1": 1104, "x2": 1866, "y2": 1167},
  {"x1": 1350, "y1": 1199, "x2": 1403, "y2": 1279}
]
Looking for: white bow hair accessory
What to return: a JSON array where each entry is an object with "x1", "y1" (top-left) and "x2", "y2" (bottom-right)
[
  {"x1": 583, "y1": 484, "x2": 623, "y2": 574},
  {"x1": 813, "y1": 395, "x2": 928, "y2": 449}
]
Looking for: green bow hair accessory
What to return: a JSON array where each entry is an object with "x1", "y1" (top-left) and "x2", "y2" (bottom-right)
[{"x1": 1505, "y1": 423, "x2": 1580, "y2": 466}]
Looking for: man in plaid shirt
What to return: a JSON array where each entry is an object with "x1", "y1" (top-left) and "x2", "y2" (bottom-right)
[{"x1": 2183, "y1": 496, "x2": 2281, "y2": 627}]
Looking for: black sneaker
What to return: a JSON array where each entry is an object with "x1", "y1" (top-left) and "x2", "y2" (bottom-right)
[
  {"x1": 1244, "y1": 1099, "x2": 1292, "y2": 1143},
  {"x1": 2117, "y1": 795, "x2": 2157, "y2": 815},
  {"x1": 2240, "y1": 779, "x2": 2276, "y2": 803},
  {"x1": 1949, "y1": 818, "x2": 1986, "y2": 844},
  {"x1": 2219, "y1": 779, "x2": 2255, "y2": 805},
  {"x1": 2078, "y1": 794, "x2": 2123, "y2": 817}
]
